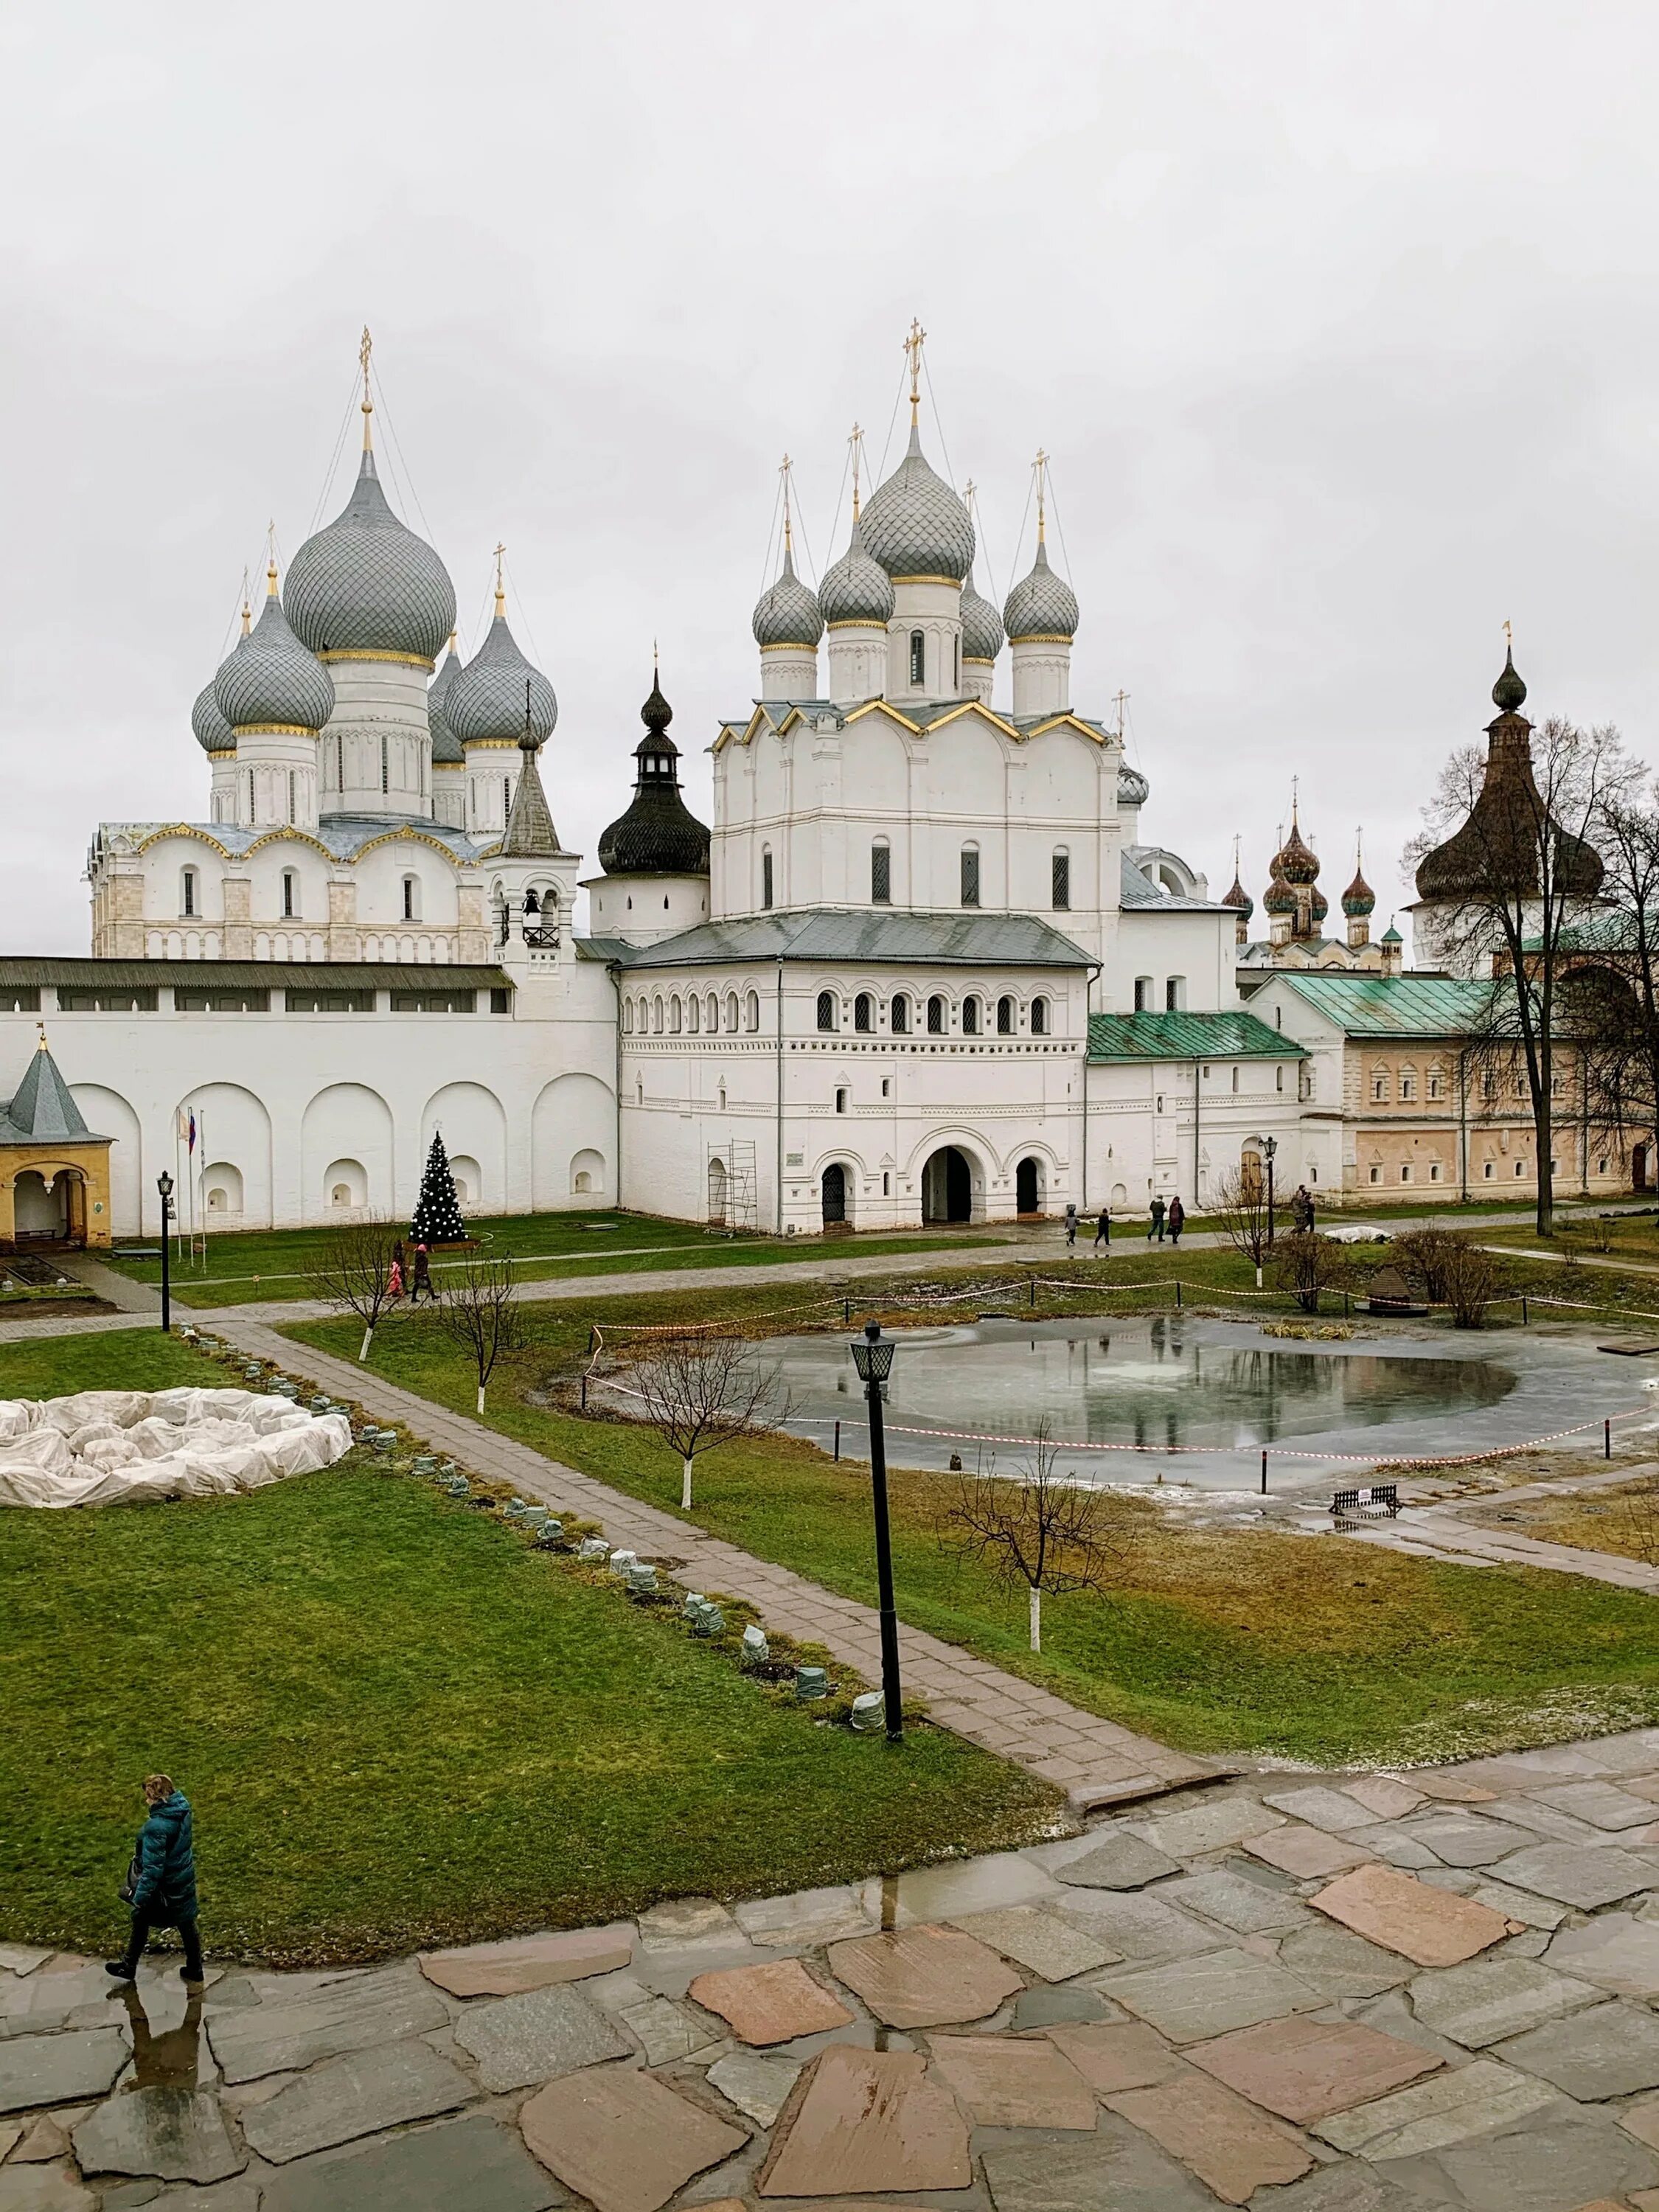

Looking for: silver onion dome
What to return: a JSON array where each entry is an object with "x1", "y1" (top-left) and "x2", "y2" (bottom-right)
[
  {"x1": 213, "y1": 584, "x2": 335, "y2": 732},
  {"x1": 959, "y1": 568, "x2": 1004, "y2": 662},
  {"x1": 428, "y1": 643, "x2": 465, "y2": 764},
  {"x1": 192, "y1": 668, "x2": 237, "y2": 753},
  {"x1": 1004, "y1": 542, "x2": 1079, "y2": 642},
  {"x1": 860, "y1": 426, "x2": 975, "y2": 582},
  {"x1": 285, "y1": 451, "x2": 456, "y2": 663},
  {"x1": 446, "y1": 610, "x2": 557, "y2": 745},
  {"x1": 751, "y1": 549, "x2": 824, "y2": 649},
  {"x1": 818, "y1": 516, "x2": 894, "y2": 627},
  {"x1": 1117, "y1": 762, "x2": 1150, "y2": 807}
]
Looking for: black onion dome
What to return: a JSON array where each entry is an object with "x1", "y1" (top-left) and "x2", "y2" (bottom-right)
[
  {"x1": 1415, "y1": 650, "x2": 1604, "y2": 902},
  {"x1": 597, "y1": 678, "x2": 711, "y2": 876}
]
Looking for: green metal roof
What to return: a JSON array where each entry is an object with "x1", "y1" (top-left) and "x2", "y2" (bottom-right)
[
  {"x1": 1087, "y1": 1011, "x2": 1304, "y2": 1062},
  {"x1": 1267, "y1": 973, "x2": 1498, "y2": 1036}
]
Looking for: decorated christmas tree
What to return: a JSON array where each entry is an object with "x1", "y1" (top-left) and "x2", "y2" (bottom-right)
[{"x1": 411, "y1": 1130, "x2": 467, "y2": 1245}]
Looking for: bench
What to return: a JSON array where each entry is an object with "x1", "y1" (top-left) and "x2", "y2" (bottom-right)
[{"x1": 1332, "y1": 1484, "x2": 1400, "y2": 1520}]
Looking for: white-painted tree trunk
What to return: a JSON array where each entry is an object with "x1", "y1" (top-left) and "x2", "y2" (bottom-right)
[
  {"x1": 358, "y1": 1325, "x2": 374, "y2": 1362},
  {"x1": 477, "y1": 1383, "x2": 487, "y2": 1415},
  {"x1": 1256, "y1": 1265, "x2": 1263, "y2": 1289},
  {"x1": 682, "y1": 1456, "x2": 694, "y2": 1510},
  {"x1": 1029, "y1": 1583, "x2": 1042, "y2": 1652}
]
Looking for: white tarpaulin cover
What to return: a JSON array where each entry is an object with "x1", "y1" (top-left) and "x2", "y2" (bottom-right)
[{"x1": 0, "y1": 1388, "x2": 354, "y2": 1509}]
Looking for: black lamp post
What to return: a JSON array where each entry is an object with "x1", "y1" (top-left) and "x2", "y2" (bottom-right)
[
  {"x1": 156, "y1": 1172, "x2": 173, "y2": 1333},
  {"x1": 1263, "y1": 1135, "x2": 1278, "y2": 1248},
  {"x1": 849, "y1": 1319, "x2": 902, "y2": 1743}
]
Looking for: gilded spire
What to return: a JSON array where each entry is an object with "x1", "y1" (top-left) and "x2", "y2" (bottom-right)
[
  {"x1": 493, "y1": 542, "x2": 507, "y2": 619},
  {"x1": 1034, "y1": 448, "x2": 1049, "y2": 546},
  {"x1": 265, "y1": 520, "x2": 279, "y2": 598},
  {"x1": 779, "y1": 455, "x2": 795, "y2": 557},
  {"x1": 359, "y1": 326, "x2": 374, "y2": 451},
  {"x1": 904, "y1": 319, "x2": 925, "y2": 428},
  {"x1": 849, "y1": 423, "x2": 863, "y2": 521},
  {"x1": 35, "y1": 1021, "x2": 47, "y2": 1054}
]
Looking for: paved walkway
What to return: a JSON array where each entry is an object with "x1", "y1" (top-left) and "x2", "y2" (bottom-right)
[
  {"x1": 1340, "y1": 1464, "x2": 1659, "y2": 1595},
  {"x1": 13, "y1": 1730, "x2": 1659, "y2": 2208},
  {"x1": 214, "y1": 1315, "x2": 1216, "y2": 1815}
]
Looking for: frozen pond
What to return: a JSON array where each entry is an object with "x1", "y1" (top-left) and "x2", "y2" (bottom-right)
[{"x1": 767, "y1": 1313, "x2": 1653, "y2": 1492}]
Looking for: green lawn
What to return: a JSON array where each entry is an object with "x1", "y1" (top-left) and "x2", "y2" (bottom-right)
[
  {"x1": 0, "y1": 1328, "x2": 1056, "y2": 1965},
  {"x1": 103, "y1": 1209, "x2": 1003, "y2": 1309},
  {"x1": 290, "y1": 1257, "x2": 1659, "y2": 1769}
]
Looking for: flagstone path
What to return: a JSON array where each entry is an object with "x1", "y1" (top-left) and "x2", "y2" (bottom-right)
[{"x1": 15, "y1": 1732, "x2": 1659, "y2": 2208}]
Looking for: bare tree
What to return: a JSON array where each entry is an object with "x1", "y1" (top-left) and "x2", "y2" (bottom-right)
[
  {"x1": 1439, "y1": 1237, "x2": 1500, "y2": 1329},
  {"x1": 1269, "y1": 1231, "x2": 1350, "y2": 1315},
  {"x1": 1407, "y1": 700, "x2": 1635, "y2": 1237},
  {"x1": 934, "y1": 1425, "x2": 1138, "y2": 1652},
  {"x1": 436, "y1": 1255, "x2": 524, "y2": 1413},
  {"x1": 1573, "y1": 786, "x2": 1659, "y2": 1176},
  {"x1": 1210, "y1": 1165, "x2": 1274, "y2": 1288},
  {"x1": 620, "y1": 1332, "x2": 790, "y2": 1510},
  {"x1": 303, "y1": 1213, "x2": 401, "y2": 1362},
  {"x1": 1391, "y1": 1228, "x2": 1460, "y2": 1304}
]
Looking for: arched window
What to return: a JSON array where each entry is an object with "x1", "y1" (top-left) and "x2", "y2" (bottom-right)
[
  {"x1": 706, "y1": 992, "x2": 718, "y2": 1032},
  {"x1": 854, "y1": 992, "x2": 873, "y2": 1033},
  {"x1": 669, "y1": 996, "x2": 683, "y2": 1034},
  {"x1": 652, "y1": 995, "x2": 664, "y2": 1034},
  {"x1": 1051, "y1": 849, "x2": 1070, "y2": 910},
  {"x1": 961, "y1": 995, "x2": 980, "y2": 1035},
  {"x1": 288, "y1": 769, "x2": 296, "y2": 826},
  {"x1": 402, "y1": 874, "x2": 420, "y2": 922},
  {"x1": 996, "y1": 994, "x2": 1015, "y2": 1034},
  {"x1": 282, "y1": 869, "x2": 298, "y2": 920},
  {"x1": 953, "y1": 632, "x2": 961, "y2": 691},
  {"x1": 380, "y1": 732, "x2": 389, "y2": 794},
  {"x1": 891, "y1": 993, "x2": 909, "y2": 1034},
  {"x1": 745, "y1": 990, "x2": 760, "y2": 1033},
  {"x1": 687, "y1": 994, "x2": 700, "y2": 1034},
  {"x1": 960, "y1": 844, "x2": 980, "y2": 908},
  {"x1": 622, "y1": 999, "x2": 634, "y2": 1034},
  {"x1": 181, "y1": 866, "x2": 198, "y2": 919},
  {"x1": 909, "y1": 630, "x2": 925, "y2": 685},
  {"x1": 871, "y1": 841, "x2": 891, "y2": 905},
  {"x1": 928, "y1": 993, "x2": 946, "y2": 1034},
  {"x1": 726, "y1": 991, "x2": 740, "y2": 1033},
  {"x1": 761, "y1": 847, "x2": 773, "y2": 909},
  {"x1": 816, "y1": 990, "x2": 837, "y2": 1033},
  {"x1": 1031, "y1": 997, "x2": 1048, "y2": 1036}
]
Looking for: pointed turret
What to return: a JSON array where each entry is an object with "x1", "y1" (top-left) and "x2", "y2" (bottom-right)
[{"x1": 1004, "y1": 452, "x2": 1078, "y2": 715}]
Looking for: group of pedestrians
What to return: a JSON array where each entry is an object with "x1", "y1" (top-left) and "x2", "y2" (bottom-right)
[
  {"x1": 386, "y1": 1239, "x2": 437, "y2": 1304},
  {"x1": 1061, "y1": 1196, "x2": 1186, "y2": 1251}
]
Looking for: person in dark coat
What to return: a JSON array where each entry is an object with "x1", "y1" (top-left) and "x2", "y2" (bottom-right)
[
  {"x1": 1290, "y1": 1185, "x2": 1312, "y2": 1234},
  {"x1": 1064, "y1": 1203, "x2": 1078, "y2": 1252},
  {"x1": 1167, "y1": 1194, "x2": 1186, "y2": 1245},
  {"x1": 1093, "y1": 1206, "x2": 1111, "y2": 1254},
  {"x1": 106, "y1": 1775, "x2": 202, "y2": 1985},
  {"x1": 410, "y1": 1241, "x2": 436, "y2": 1303},
  {"x1": 1148, "y1": 1195, "x2": 1166, "y2": 1242}
]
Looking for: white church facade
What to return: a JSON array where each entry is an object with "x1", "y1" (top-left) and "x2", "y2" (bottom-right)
[{"x1": 0, "y1": 337, "x2": 1325, "y2": 1243}]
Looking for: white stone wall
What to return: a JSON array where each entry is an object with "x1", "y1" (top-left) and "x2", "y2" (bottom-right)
[
  {"x1": 318, "y1": 658, "x2": 433, "y2": 817},
  {"x1": 1084, "y1": 1057, "x2": 1305, "y2": 1211}
]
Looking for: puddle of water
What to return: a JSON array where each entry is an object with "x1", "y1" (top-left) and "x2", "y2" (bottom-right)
[{"x1": 768, "y1": 1313, "x2": 1515, "y2": 1456}]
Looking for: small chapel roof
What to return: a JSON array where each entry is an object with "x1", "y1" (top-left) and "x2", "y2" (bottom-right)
[{"x1": 0, "y1": 1034, "x2": 107, "y2": 1147}]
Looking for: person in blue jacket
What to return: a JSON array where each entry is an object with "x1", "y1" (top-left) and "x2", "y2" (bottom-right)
[{"x1": 106, "y1": 1774, "x2": 203, "y2": 1985}]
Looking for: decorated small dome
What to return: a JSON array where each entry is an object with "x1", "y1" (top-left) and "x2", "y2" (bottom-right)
[
  {"x1": 1004, "y1": 542, "x2": 1079, "y2": 643},
  {"x1": 1310, "y1": 885, "x2": 1329, "y2": 925},
  {"x1": 860, "y1": 426, "x2": 975, "y2": 582},
  {"x1": 1262, "y1": 879, "x2": 1297, "y2": 915},
  {"x1": 751, "y1": 549, "x2": 824, "y2": 650},
  {"x1": 447, "y1": 603, "x2": 557, "y2": 746},
  {"x1": 1492, "y1": 646, "x2": 1527, "y2": 714},
  {"x1": 1270, "y1": 815, "x2": 1321, "y2": 888},
  {"x1": 597, "y1": 675, "x2": 712, "y2": 876},
  {"x1": 1117, "y1": 762, "x2": 1150, "y2": 808},
  {"x1": 285, "y1": 450, "x2": 456, "y2": 664},
  {"x1": 1222, "y1": 872, "x2": 1253, "y2": 922},
  {"x1": 959, "y1": 568, "x2": 1004, "y2": 663},
  {"x1": 213, "y1": 575, "x2": 335, "y2": 732},
  {"x1": 1342, "y1": 863, "x2": 1376, "y2": 918},
  {"x1": 818, "y1": 516, "x2": 894, "y2": 627},
  {"x1": 428, "y1": 639, "x2": 464, "y2": 765}
]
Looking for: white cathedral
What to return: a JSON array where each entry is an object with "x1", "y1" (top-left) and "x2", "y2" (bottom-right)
[{"x1": 2, "y1": 337, "x2": 1319, "y2": 1243}]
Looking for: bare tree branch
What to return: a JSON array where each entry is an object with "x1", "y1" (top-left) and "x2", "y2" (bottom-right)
[
  {"x1": 435, "y1": 1256, "x2": 524, "y2": 1413},
  {"x1": 1209, "y1": 1165, "x2": 1274, "y2": 1287},
  {"x1": 302, "y1": 1213, "x2": 401, "y2": 1362},
  {"x1": 620, "y1": 1332, "x2": 792, "y2": 1509}
]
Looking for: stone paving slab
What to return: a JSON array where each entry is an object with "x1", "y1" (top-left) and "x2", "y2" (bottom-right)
[
  {"x1": 238, "y1": 2039, "x2": 474, "y2": 2163},
  {"x1": 1158, "y1": 1866, "x2": 1312, "y2": 1936},
  {"x1": 1499, "y1": 1841, "x2": 1659, "y2": 1908},
  {"x1": 1377, "y1": 2112, "x2": 1659, "y2": 2211},
  {"x1": 1188, "y1": 2015, "x2": 1443, "y2": 2122},
  {"x1": 1310, "y1": 2056, "x2": 1562, "y2": 2160},
  {"x1": 926, "y1": 2033, "x2": 1096, "y2": 2129},
  {"x1": 1308, "y1": 1863, "x2": 1512, "y2": 1966},
  {"x1": 1496, "y1": 1998, "x2": 1659, "y2": 2098},
  {"x1": 204, "y1": 1965, "x2": 447, "y2": 2084},
  {"x1": 1043, "y1": 2018, "x2": 1188, "y2": 2093},
  {"x1": 451, "y1": 1980, "x2": 633, "y2": 2091},
  {"x1": 980, "y1": 2115, "x2": 1218, "y2": 2211},
  {"x1": 824, "y1": 1926, "x2": 1021, "y2": 2029},
  {"x1": 0, "y1": 2031, "x2": 128, "y2": 2115},
  {"x1": 1049, "y1": 1888, "x2": 1226, "y2": 1960},
  {"x1": 706, "y1": 2050, "x2": 802, "y2": 2128},
  {"x1": 418, "y1": 1923, "x2": 633, "y2": 1995},
  {"x1": 1242, "y1": 1823, "x2": 1375, "y2": 1879},
  {"x1": 520, "y1": 2066, "x2": 748, "y2": 2212},
  {"x1": 0, "y1": 2168, "x2": 97, "y2": 2211},
  {"x1": 69, "y1": 2091, "x2": 241, "y2": 2185},
  {"x1": 686, "y1": 1961, "x2": 852, "y2": 2045},
  {"x1": 1274, "y1": 1923, "x2": 1414, "y2": 2000},
  {"x1": 1102, "y1": 1945, "x2": 1321, "y2": 2043},
  {"x1": 1546, "y1": 1910, "x2": 1659, "y2": 1995},
  {"x1": 1107, "y1": 2075, "x2": 1313, "y2": 2203},
  {"x1": 945, "y1": 1907, "x2": 1116, "y2": 1982},
  {"x1": 1405, "y1": 1955, "x2": 1602, "y2": 2046},
  {"x1": 756, "y1": 2046, "x2": 970, "y2": 2198},
  {"x1": 1049, "y1": 1833, "x2": 1179, "y2": 1890},
  {"x1": 257, "y1": 2110, "x2": 562, "y2": 2212}
]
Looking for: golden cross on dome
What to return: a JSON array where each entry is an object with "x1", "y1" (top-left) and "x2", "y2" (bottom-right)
[
  {"x1": 779, "y1": 454, "x2": 795, "y2": 554},
  {"x1": 904, "y1": 319, "x2": 926, "y2": 424},
  {"x1": 265, "y1": 518, "x2": 278, "y2": 594},
  {"x1": 1112, "y1": 687, "x2": 1128, "y2": 740},
  {"x1": 493, "y1": 543, "x2": 507, "y2": 617},
  {"x1": 35, "y1": 1022, "x2": 47, "y2": 1054},
  {"x1": 1034, "y1": 448, "x2": 1049, "y2": 544},
  {"x1": 849, "y1": 422, "x2": 863, "y2": 518},
  {"x1": 359, "y1": 326, "x2": 374, "y2": 449}
]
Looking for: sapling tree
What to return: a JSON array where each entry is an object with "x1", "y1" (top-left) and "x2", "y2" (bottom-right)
[
  {"x1": 437, "y1": 1255, "x2": 524, "y2": 1413},
  {"x1": 622, "y1": 1331, "x2": 789, "y2": 1510},
  {"x1": 934, "y1": 1424, "x2": 1138, "y2": 1653},
  {"x1": 304, "y1": 1213, "x2": 401, "y2": 1362},
  {"x1": 1270, "y1": 1231, "x2": 1350, "y2": 1315},
  {"x1": 1211, "y1": 1164, "x2": 1274, "y2": 1288}
]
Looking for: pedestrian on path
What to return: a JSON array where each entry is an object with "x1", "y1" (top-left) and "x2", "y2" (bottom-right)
[
  {"x1": 1148, "y1": 1195, "x2": 1166, "y2": 1242},
  {"x1": 409, "y1": 1242, "x2": 436, "y2": 1304},
  {"x1": 1290, "y1": 1184, "x2": 1313, "y2": 1234},
  {"x1": 107, "y1": 1775, "x2": 203, "y2": 1986},
  {"x1": 1064, "y1": 1203, "x2": 1078, "y2": 1253},
  {"x1": 1093, "y1": 1206, "x2": 1111, "y2": 1255},
  {"x1": 388, "y1": 1256, "x2": 405, "y2": 1301},
  {"x1": 1167, "y1": 1194, "x2": 1186, "y2": 1245}
]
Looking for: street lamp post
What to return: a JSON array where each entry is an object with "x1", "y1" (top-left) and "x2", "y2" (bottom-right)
[
  {"x1": 1263, "y1": 1135, "x2": 1278, "y2": 1249},
  {"x1": 849, "y1": 1319, "x2": 902, "y2": 1743},
  {"x1": 157, "y1": 1172, "x2": 174, "y2": 1333}
]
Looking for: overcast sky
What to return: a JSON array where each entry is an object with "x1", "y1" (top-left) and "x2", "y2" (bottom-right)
[{"x1": 3, "y1": 1, "x2": 1657, "y2": 951}]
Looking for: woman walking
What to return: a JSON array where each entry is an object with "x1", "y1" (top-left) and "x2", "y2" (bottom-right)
[
  {"x1": 1167, "y1": 1194, "x2": 1186, "y2": 1246},
  {"x1": 106, "y1": 1775, "x2": 202, "y2": 1986}
]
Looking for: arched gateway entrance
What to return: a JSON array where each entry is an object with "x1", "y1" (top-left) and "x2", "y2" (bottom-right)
[
  {"x1": 821, "y1": 1163, "x2": 847, "y2": 1227},
  {"x1": 922, "y1": 1146, "x2": 973, "y2": 1224}
]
